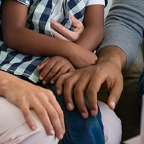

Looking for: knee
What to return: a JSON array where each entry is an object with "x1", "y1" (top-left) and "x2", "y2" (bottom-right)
[{"x1": 98, "y1": 101, "x2": 122, "y2": 144}]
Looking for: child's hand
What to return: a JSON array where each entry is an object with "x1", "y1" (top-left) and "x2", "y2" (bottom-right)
[
  {"x1": 38, "y1": 56, "x2": 75, "y2": 85},
  {"x1": 51, "y1": 12, "x2": 84, "y2": 42}
]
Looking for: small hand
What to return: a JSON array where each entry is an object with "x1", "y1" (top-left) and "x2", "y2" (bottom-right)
[
  {"x1": 38, "y1": 56, "x2": 75, "y2": 85},
  {"x1": 56, "y1": 62, "x2": 123, "y2": 119},
  {"x1": 2, "y1": 73, "x2": 65, "y2": 140},
  {"x1": 51, "y1": 11, "x2": 84, "y2": 42}
]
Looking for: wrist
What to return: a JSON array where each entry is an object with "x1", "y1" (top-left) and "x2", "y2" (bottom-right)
[
  {"x1": 0, "y1": 71, "x2": 17, "y2": 96},
  {"x1": 97, "y1": 46, "x2": 127, "y2": 72}
]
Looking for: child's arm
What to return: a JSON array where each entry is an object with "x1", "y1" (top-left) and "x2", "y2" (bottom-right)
[
  {"x1": 2, "y1": 0, "x2": 97, "y2": 68},
  {"x1": 76, "y1": 5, "x2": 104, "y2": 51},
  {"x1": 50, "y1": 5, "x2": 104, "y2": 52}
]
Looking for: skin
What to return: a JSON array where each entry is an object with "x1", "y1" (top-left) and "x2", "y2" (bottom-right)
[
  {"x1": 38, "y1": 56, "x2": 75, "y2": 85},
  {"x1": 50, "y1": 12, "x2": 85, "y2": 42},
  {"x1": 37, "y1": 5, "x2": 104, "y2": 85},
  {"x1": 2, "y1": 0, "x2": 104, "y2": 69},
  {"x1": 56, "y1": 46, "x2": 127, "y2": 119},
  {"x1": 1, "y1": 0, "x2": 105, "y2": 131},
  {"x1": 0, "y1": 71, "x2": 65, "y2": 140}
]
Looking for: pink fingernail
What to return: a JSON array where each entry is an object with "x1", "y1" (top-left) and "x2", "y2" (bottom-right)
[
  {"x1": 50, "y1": 80, "x2": 55, "y2": 84},
  {"x1": 43, "y1": 81, "x2": 47, "y2": 85},
  {"x1": 91, "y1": 110, "x2": 97, "y2": 116},
  {"x1": 39, "y1": 76, "x2": 43, "y2": 80},
  {"x1": 50, "y1": 130, "x2": 55, "y2": 135},
  {"x1": 81, "y1": 112, "x2": 88, "y2": 119},
  {"x1": 67, "y1": 103, "x2": 73, "y2": 110},
  {"x1": 111, "y1": 102, "x2": 116, "y2": 109},
  {"x1": 57, "y1": 89, "x2": 61, "y2": 95},
  {"x1": 58, "y1": 134, "x2": 63, "y2": 140},
  {"x1": 32, "y1": 126, "x2": 37, "y2": 131}
]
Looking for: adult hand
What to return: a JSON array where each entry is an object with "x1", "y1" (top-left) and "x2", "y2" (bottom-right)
[
  {"x1": 38, "y1": 56, "x2": 75, "y2": 85},
  {"x1": 55, "y1": 46, "x2": 125, "y2": 119},
  {"x1": 1, "y1": 72, "x2": 65, "y2": 140},
  {"x1": 51, "y1": 12, "x2": 84, "y2": 42}
]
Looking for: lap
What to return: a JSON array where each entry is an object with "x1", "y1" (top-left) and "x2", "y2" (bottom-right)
[
  {"x1": 0, "y1": 96, "x2": 121, "y2": 144},
  {"x1": 0, "y1": 96, "x2": 58, "y2": 144}
]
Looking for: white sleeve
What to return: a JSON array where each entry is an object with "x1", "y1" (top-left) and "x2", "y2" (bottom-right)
[{"x1": 87, "y1": 0, "x2": 105, "y2": 6}]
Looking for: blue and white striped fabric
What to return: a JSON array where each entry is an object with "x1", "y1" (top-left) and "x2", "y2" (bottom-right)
[{"x1": 0, "y1": 0, "x2": 108, "y2": 83}]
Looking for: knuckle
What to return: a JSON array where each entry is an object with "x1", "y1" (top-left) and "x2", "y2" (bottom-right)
[
  {"x1": 39, "y1": 108, "x2": 47, "y2": 117},
  {"x1": 47, "y1": 89, "x2": 54, "y2": 96},
  {"x1": 74, "y1": 87, "x2": 81, "y2": 95},
  {"x1": 61, "y1": 59, "x2": 66, "y2": 64},
  {"x1": 58, "y1": 110, "x2": 64, "y2": 118},
  {"x1": 87, "y1": 88, "x2": 96, "y2": 95},
  {"x1": 71, "y1": 34, "x2": 78, "y2": 42},
  {"x1": 51, "y1": 68, "x2": 57, "y2": 74},
  {"x1": 45, "y1": 64, "x2": 51, "y2": 71},
  {"x1": 37, "y1": 92, "x2": 45, "y2": 100},
  {"x1": 16, "y1": 96, "x2": 25, "y2": 105},
  {"x1": 50, "y1": 113, "x2": 59, "y2": 119},
  {"x1": 64, "y1": 79, "x2": 71, "y2": 87},
  {"x1": 60, "y1": 68, "x2": 66, "y2": 74},
  {"x1": 78, "y1": 21, "x2": 84, "y2": 28}
]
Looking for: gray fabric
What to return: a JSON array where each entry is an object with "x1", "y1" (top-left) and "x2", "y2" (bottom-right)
[{"x1": 98, "y1": 0, "x2": 144, "y2": 69}]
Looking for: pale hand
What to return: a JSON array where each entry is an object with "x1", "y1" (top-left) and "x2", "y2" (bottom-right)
[
  {"x1": 51, "y1": 11, "x2": 84, "y2": 42},
  {"x1": 1, "y1": 73, "x2": 65, "y2": 140}
]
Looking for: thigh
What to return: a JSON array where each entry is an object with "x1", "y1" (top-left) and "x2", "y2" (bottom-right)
[
  {"x1": 0, "y1": 96, "x2": 59, "y2": 144},
  {"x1": 98, "y1": 100, "x2": 122, "y2": 144}
]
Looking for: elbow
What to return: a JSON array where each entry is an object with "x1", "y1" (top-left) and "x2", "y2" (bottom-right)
[
  {"x1": 3, "y1": 30, "x2": 16, "y2": 49},
  {"x1": 2, "y1": 27, "x2": 20, "y2": 50}
]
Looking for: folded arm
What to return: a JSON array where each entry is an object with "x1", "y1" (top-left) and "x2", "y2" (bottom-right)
[{"x1": 2, "y1": 0, "x2": 97, "y2": 68}]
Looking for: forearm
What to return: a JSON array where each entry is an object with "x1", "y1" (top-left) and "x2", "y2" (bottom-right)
[
  {"x1": 2, "y1": 0, "x2": 83, "y2": 61},
  {"x1": 97, "y1": 46, "x2": 127, "y2": 72},
  {"x1": 98, "y1": 0, "x2": 144, "y2": 69},
  {"x1": 4, "y1": 27, "x2": 75, "y2": 58},
  {"x1": 76, "y1": 25, "x2": 103, "y2": 51},
  {"x1": 76, "y1": 5, "x2": 104, "y2": 51}
]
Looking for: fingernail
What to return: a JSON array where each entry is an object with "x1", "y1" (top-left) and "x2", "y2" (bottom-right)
[
  {"x1": 58, "y1": 134, "x2": 63, "y2": 140},
  {"x1": 91, "y1": 110, "x2": 97, "y2": 116},
  {"x1": 111, "y1": 102, "x2": 116, "y2": 109},
  {"x1": 81, "y1": 112, "x2": 88, "y2": 119},
  {"x1": 50, "y1": 80, "x2": 55, "y2": 84},
  {"x1": 57, "y1": 89, "x2": 61, "y2": 95},
  {"x1": 67, "y1": 103, "x2": 73, "y2": 110},
  {"x1": 63, "y1": 130, "x2": 65, "y2": 134},
  {"x1": 32, "y1": 126, "x2": 37, "y2": 131},
  {"x1": 50, "y1": 130, "x2": 55, "y2": 135},
  {"x1": 43, "y1": 81, "x2": 47, "y2": 85},
  {"x1": 39, "y1": 76, "x2": 43, "y2": 80}
]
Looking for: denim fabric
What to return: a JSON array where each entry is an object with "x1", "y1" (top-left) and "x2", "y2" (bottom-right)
[
  {"x1": 45, "y1": 84, "x2": 105, "y2": 144},
  {"x1": 137, "y1": 68, "x2": 144, "y2": 106},
  {"x1": 16, "y1": 75, "x2": 105, "y2": 144}
]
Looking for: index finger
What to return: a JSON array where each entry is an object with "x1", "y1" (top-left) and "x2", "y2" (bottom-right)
[
  {"x1": 51, "y1": 19, "x2": 73, "y2": 40},
  {"x1": 56, "y1": 72, "x2": 72, "y2": 96}
]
